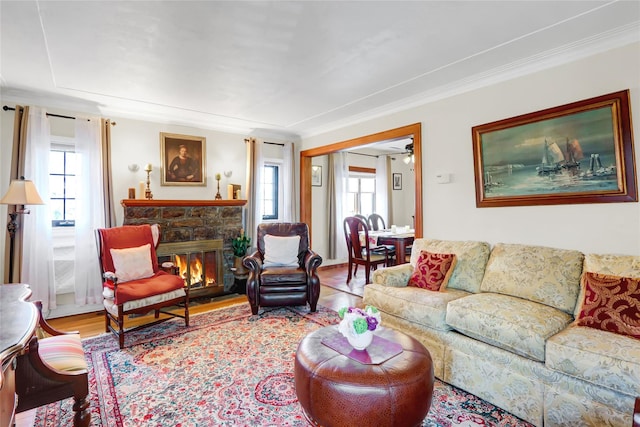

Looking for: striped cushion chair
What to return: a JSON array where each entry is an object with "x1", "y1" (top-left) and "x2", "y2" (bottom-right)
[{"x1": 15, "y1": 301, "x2": 90, "y2": 427}]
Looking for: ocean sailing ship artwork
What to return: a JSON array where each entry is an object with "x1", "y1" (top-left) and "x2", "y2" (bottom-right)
[{"x1": 472, "y1": 90, "x2": 636, "y2": 208}]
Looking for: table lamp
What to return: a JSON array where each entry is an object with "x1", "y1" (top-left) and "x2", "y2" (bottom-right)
[{"x1": 0, "y1": 176, "x2": 44, "y2": 282}]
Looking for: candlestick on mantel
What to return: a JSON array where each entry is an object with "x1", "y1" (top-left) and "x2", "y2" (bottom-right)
[
  {"x1": 144, "y1": 163, "x2": 153, "y2": 172},
  {"x1": 145, "y1": 169, "x2": 153, "y2": 200},
  {"x1": 214, "y1": 173, "x2": 222, "y2": 200}
]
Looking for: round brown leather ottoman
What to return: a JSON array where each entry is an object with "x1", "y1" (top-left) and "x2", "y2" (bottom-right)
[{"x1": 294, "y1": 325, "x2": 434, "y2": 427}]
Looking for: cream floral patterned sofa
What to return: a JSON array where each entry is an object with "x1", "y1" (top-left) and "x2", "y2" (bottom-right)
[{"x1": 363, "y1": 239, "x2": 640, "y2": 427}]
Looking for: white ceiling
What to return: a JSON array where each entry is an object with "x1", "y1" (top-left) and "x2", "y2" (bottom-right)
[{"x1": 1, "y1": 1, "x2": 639, "y2": 140}]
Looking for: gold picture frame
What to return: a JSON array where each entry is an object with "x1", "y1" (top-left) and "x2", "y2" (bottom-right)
[
  {"x1": 160, "y1": 133, "x2": 206, "y2": 186},
  {"x1": 472, "y1": 90, "x2": 636, "y2": 207}
]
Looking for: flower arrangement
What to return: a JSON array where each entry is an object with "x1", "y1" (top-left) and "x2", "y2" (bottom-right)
[
  {"x1": 232, "y1": 228, "x2": 251, "y2": 257},
  {"x1": 338, "y1": 306, "x2": 381, "y2": 335}
]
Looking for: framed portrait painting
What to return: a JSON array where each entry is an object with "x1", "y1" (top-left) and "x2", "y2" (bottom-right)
[
  {"x1": 472, "y1": 90, "x2": 636, "y2": 208},
  {"x1": 160, "y1": 133, "x2": 206, "y2": 186}
]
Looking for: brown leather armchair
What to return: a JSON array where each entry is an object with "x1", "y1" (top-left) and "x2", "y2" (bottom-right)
[{"x1": 243, "y1": 223, "x2": 322, "y2": 315}]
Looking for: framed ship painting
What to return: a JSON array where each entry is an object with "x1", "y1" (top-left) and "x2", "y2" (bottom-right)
[{"x1": 472, "y1": 90, "x2": 636, "y2": 208}]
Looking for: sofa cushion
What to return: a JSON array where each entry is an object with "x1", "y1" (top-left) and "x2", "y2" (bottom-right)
[
  {"x1": 574, "y1": 272, "x2": 640, "y2": 339},
  {"x1": 363, "y1": 283, "x2": 471, "y2": 332},
  {"x1": 372, "y1": 263, "x2": 414, "y2": 287},
  {"x1": 446, "y1": 293, "x2": 573, "y2": 362},
  {"x1": 480, "y1": 243, "x2": 584, "y2": 314},
  {"x1": 583, "y1": 253, "x2": 640, "y2": 277},
  {"x1": 408, "y1": 251, "x2": 457, "y2": 291},
  {"x1": 114, "y1": 271, "x2": 185, "y2": 304},
  {"x1": 546, "y1": 325, "x2": 640, "y2": 397},
  {"x1": 38, "y1": 334, "x2": 87, "y2": 372},
  {"x1": 408, "y1": 239, "x2": 490, "y2": 293},
  {"x1": 575, "y1": 253, "x2": 640, "y2": 318}
]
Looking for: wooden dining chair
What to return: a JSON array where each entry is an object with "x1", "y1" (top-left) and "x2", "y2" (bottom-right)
[
  {"x1": 343, "y1": 216, "x2": 393, "y2": 284},
  {"x1": 354, "y1": 214, "x2": 368, "y2": 226},
  {"x1": 367, "y1": 213, "x2": 386, "y2": 231}
]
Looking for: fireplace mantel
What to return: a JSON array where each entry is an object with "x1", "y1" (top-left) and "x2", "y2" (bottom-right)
[{"x1": 121, "y1": 199, "x2": 247, "y2": 208}]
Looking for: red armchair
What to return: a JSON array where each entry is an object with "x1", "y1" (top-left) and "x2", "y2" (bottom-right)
[{"x1": 96, "y1": 224, "x2": 189, "y2": 348}]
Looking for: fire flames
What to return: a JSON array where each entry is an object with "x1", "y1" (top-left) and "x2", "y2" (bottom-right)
[{"x1": 174, "y1": 254, "x2": 215, "y2": 287}]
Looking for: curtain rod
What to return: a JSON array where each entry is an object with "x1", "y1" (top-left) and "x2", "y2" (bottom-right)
[
  {"x1": 3, "y1": 105, "x2": 116, "y2": 125},
  {"x1": 346, "y1": 151, "x2": 378, "y2": 158},
  {"x1": 244, "y1": 138, "x2": 285, "y2": 147}
]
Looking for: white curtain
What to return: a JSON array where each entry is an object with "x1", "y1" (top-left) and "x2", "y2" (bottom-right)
[
  {"x1": 375, "y1": 155, "x2": 390, "y2": 224},
  {"x1": 245, "y1": 138, "x2": 264, "y2": 247},
  {"x1": 329, "y1": 152, "x2": 348, "y2": 260},
  {"x1": 21, "y1": 107, "x2": 55, "y2": 311},
  {"x1": 74, "y1": 118, "x2": 106, "y2": 305},
  {"x1": 282, "y1": 141, "x2": 296, "y2": 222}
]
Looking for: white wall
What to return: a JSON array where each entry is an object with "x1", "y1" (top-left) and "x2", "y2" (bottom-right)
[
  {"x1": 389, "y1": 156, "x2": 415, "y2": 228},
  {"x1": 109, "y1": 118, "x2": 248, "y2": 225},
  {"x1": 302, "y1": 42, "x2": 640, "y2": 256}
]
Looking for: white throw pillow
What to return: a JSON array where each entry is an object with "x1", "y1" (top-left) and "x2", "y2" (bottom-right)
[
  {"x1": 110, "y1": 243, "x2": 154, "y2": 283},
  {"x1": 263, "y1": 235, "x2": 300, "y2": 267}
]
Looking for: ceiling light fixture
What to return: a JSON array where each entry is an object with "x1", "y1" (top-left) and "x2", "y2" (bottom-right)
[{"x1": 403, "y1": 142, "x2": 415, "y2": 164}]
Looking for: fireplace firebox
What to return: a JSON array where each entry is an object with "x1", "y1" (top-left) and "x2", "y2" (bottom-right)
[{"x1": 156, "y1": 239, "x2": 225, "y2": 298}]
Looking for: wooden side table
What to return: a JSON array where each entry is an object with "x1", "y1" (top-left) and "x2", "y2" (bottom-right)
[{"x1": 0, "y1": 284, "x2": 37, "y2": 427}]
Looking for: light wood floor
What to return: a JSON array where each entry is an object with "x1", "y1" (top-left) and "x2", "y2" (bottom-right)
[{"x1": 46, "y1": 264, "x2": 366, "y2": 339}]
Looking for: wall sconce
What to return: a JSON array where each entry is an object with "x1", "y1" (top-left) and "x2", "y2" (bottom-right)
[
  {"x1": 128, "y1": 164, "x2": 140, "y2": 172},
  {"x1": 0, "y1": 176, "x2": 45, "y2": 282},
  {"x1": 224, "y1": 171, "x2": 232, "y2": 178}
]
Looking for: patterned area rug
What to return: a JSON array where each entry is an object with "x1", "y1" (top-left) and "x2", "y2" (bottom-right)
[{"x1": 35, "y1": 303, "x2": 533, "y2": 427}]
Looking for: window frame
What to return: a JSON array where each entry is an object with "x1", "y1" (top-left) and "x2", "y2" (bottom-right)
[
  {"x1": 347, "y1": 168, "x2": 376, "y2": 217},
  {"x1": 262, "y1": 159, "x2": 283, "y2": 221},
  {"x1": 50, "y1": 136, "x2": 76, "y2": 228}
]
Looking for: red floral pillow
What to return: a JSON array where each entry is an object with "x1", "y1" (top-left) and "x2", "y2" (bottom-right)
[
  {"x1": 575, "y1": 272, "x2": 640, "y2": 340},
  {"x1": 408, "y1": 251, "x2": 457, "y2": 291}
]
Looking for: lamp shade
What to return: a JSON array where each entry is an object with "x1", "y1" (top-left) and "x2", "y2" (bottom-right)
[{"x1": 0, "y1": 178, "x2": 44, "y2": 205}]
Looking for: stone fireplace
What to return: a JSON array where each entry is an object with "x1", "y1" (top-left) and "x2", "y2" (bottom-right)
[{"x1": 121, "y1": 199, "x2": 247, "y2": 297}]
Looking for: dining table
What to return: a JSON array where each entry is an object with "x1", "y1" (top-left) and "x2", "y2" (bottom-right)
[{"x1": 366, "y1": 229, "x2": 415, "y2": 265}]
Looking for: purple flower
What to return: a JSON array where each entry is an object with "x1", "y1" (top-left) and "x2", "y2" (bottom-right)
[{"x1": 366, "y1": 316, "x2": 378, "y2": 331}]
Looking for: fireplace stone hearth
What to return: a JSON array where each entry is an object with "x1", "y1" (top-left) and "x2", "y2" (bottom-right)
[{"x1": 121, "y1": 199, "x2": 247, "y2": 295}]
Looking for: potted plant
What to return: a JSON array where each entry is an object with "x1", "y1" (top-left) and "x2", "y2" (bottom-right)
[{"x1": 232, "y1": 229, "x2": 251, "y2": 278}]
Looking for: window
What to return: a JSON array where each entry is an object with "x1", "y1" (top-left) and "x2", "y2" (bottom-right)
[
  {"x1": 50, "y1": 148, "x2": 77, "y2": 227},
  {"x1": 347, "y1": 173, "x2": 376, "y2": 217},
  {"x1": 262, "y1": 163, "x2": 279, "y2": 220}
]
